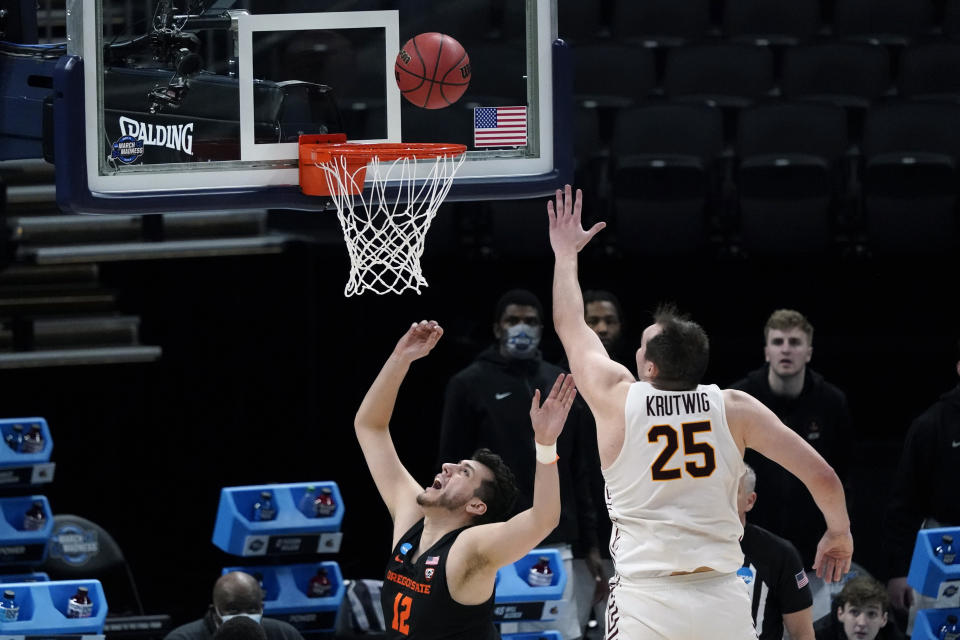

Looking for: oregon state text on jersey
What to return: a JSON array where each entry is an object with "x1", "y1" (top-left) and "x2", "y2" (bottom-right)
[
  {"x1": 380, "y1": 520, "x2": 499, "y2": 639},
  {"x1": 604, "y1": 381, "x2": 745, "y2": 578}
]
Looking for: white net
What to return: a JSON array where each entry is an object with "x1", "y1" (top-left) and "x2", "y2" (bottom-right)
[{"x1": 315, "y1": 152, "x2": 466, "y2": 296}]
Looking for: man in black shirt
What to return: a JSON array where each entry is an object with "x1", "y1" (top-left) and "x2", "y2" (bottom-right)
[
  {"x1": 355, "y1": 320, "x2": 576, "y2": 639},
  {"x1": 738, "y1": 464, "x2": 815, "y2": 640},
  {"x1": 882, "y1": 340, "x2": 960, "y2": 630},
  {"x1": 731, "y1": 309, "x2": 852, "y2": 570},
  {"x1": 164, "y1": 572, "x2": 303, "y2": 640}
]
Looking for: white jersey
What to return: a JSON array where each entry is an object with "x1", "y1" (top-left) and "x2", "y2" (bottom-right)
[{"x1": 603, "y1": 381, "x2": 745, "y2": 580}]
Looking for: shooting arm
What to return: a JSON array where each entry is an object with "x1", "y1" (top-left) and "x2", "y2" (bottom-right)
[{"x1": 354, "y1": 322, "x2": 442, "y2": 543}]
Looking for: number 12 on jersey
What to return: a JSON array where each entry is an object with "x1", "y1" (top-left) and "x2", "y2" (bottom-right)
[
  {"x1": 648, "y1": 420, "x2": 717, "y2": 481},
  {"x1": 392, "y1": 593, "x2": 412, "y2": 635}
]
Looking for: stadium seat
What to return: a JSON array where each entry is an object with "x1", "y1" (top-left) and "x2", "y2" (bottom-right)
[
  {"x1": 735, "y1": 102, "x2": 850, "y2": 255},
  {"x1": 946, "y1": 0, "x2": 960, "y2": 40},
  {"x1": 722, "y1": 0, "x2": 822, "y2": 46},
  {"x1": 663, "y1": 43, "x2": 774, "y2": 109},
  {"x1": 833, "y1": 0, "x2": 935, "y2": 46},
  {"x1": 573, "y1": 43, "x2": 657, "y2": 108},
  {"x1": 780, "y1": 42, "x2": 892, "y2": 110},
  {"x1": 861, "y1": 102, "x2": 960, "y2": 253},
  {"x1": 608, "y1": 103, "x2": 725, "y2": 256},
  {"x1": 611, "y1": 0, "x2": 712, "y2": 48},
  {"x1": 897, "y1": 41, "x2": 960, "y2": 101}
]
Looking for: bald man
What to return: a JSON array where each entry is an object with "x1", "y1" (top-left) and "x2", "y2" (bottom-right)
[{"x1": 164, "y1": 572, "x2": 303, "y2": 640}]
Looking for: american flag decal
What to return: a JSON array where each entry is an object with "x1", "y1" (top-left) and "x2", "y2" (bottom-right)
[
  {"x1": 795, "y1": 570, "x2": 809, "y2": 589},
  {"x1": 474, "y1": 106, "x2": 527, "y2": 148},
  {"x1": 426, "y1": 556, "x2": 439, "y2": 565}
]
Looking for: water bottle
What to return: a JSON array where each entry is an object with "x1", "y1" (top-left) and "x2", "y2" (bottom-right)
[
  {"x1": 939, "y1": 614, "x2": 959, "y2": 640},
  {"x1": 935, "y1": 535, "x2": 955, "y2": 565},
  {"x1": 66, "y1": 586, "x2": 93, "y2": 618},
  {"x1": 21, "y1": 425, "x2": 44, "y2": 453},
  {"x1": 0, "y1": 590, "x2": 19, "y2": 622},
  {"x1": 252, "y1": 491, "x2": 276, "y2": 521},
  {"x1": 298, "y1": 485, "x2": 317, "y2": 517},
  {"x1": 4, "y1": 425, "x2": 24, "y2": 453},
  {"x1": 308, "y1": 568, "x2": 332, "y2": 597},
  {"x1": 22, "y1": 500, "x2": 46, "y2": 531},
  {"x1": 527, "y1": 556, "x2": 554, "y2": 587},
  {"x1": 313, "y1": 488, "x2": 336, "y2": 517}
]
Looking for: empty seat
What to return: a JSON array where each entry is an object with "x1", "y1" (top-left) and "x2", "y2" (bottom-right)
[
  {"x1": 609, "y1": 103, "x2": 725, "y2": 256},
  {"x1": 722, "y1": 0, "x2": 821, "y2": 45},
  {"x1": 780, "y1": 42, "x2": 891, "y2": 109},
  {"x1": 861, "y1": 102, "x2": 960, "y2": 252},
  {"x1": 558, "y1": 0, "x2": 607, "y2": 44},
  {"x1": 611, "y1": 0, "x2": 712, "y2": 47},
  {"x1": 735, "y1": 102, "x2": 850, "y2": 254},
  {"x1": 946, "y1": 0, "x2": 960, "y2": 39},
  {"x1": 833, "y1": 0, "x2": 935, "y2": 46},
  {"x1": 897, "y1": 41, "x2": 960, "y2": 101},
  {"x1": 663, "y1": 43, "x2": 774, "y2": 108},
  {"x1": 573, "y1": 43, "x2": 657, "y2": 108}
]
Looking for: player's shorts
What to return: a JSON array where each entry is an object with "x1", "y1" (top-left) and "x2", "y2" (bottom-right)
[{"x1": 605, "y1": 570, "x2": 758, "y2": 640}]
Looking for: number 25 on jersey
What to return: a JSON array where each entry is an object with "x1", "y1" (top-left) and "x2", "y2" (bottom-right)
[{"x1": 648, "y1": 420, "x2": 717, "y2": 481}]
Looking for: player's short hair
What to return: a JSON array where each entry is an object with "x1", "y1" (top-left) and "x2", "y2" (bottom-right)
[
  {"x1": 493, "y1": 289, "x2": 544, "y2": 325},
  {"x1": 583, "y1": 290, "x2": 624, "y2": 324},
  {"x1": 741, "y1": 464, "x2": 757, "y2": 494},
  {"x1": 835, "y1": 576, "x2": 890, "y2": 614},
  {"x1": 764, "y1": 309, "x2": 814, "y2": 344},
  {"x1": 645, "y1": 304, "x2": 710, "y2": 390},
  {"x1": 470, "y1": 448, "x2": 520, "y2": 525},
  {"x1": 214, "y1": 617, "x2": 266, "y2": 640}
]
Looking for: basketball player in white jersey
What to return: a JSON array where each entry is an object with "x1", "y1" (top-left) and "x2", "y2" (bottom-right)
[{"x1": 546, "y1": 185, "x2": 854, "y2": 640}]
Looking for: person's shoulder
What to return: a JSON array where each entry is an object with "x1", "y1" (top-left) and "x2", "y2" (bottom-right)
[
  {"x1": 728, "y1": 367, "x2": 766, "y2": 393},
  {"x1": 806, "y1": 369, "x2": 849, "y2": 404},
  {"x1": 744, "y1": 523, "x2": 801, "y2": 557},
  {"x1": 262, "y1": 617, "x2": 305, "y2": 640},
  {"x1": 163, "y1": 618, "x2": 208, "y2": 640}
]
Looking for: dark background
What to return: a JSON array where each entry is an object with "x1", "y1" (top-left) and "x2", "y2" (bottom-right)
[{"x1": 0, "y1": 208, "x2": 956, "y2": 625}]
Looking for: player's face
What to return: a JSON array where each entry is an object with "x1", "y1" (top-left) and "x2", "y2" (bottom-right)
[
  {"x1": 585, "y1": 301, "x2": 622, "y2": 350},
  {"x1": 837, "y1": 602, "x2": 887, "y2": 640},
  {"x1": 764, "y1": 327, "x2": 812, "y2": 379},
  {"x1": 636, "y1": 323, "x2": 663, "y2": 381},
  {"x1": 418, "y1": 460, "x2": 491, "y2": 512}
]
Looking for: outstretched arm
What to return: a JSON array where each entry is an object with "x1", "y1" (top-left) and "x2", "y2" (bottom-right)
[
  {"x1": 354, "y1": 320, "x2": 443, "y2": 546},
  {"x1": 454, "y1": 374, "x2": 576, "y2": 579},
  {"x1": 726, "y1": 389, "x2": 853, "y2": 582},
  {"x1": 548, "y1": 186, "x2": 634, "y2": 459}
]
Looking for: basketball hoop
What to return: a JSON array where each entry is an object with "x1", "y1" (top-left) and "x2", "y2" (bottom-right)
[{"x1": 299, "y1": 134, "x2": 467, "y2": 297}]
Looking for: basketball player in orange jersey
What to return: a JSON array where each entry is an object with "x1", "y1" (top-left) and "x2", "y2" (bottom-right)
[
  {"x1": 355, "y1": 319, "x2": 577, "y2": 639},
  {"x1": 546, "y1": 185, "x2": 854, "y2": 640}
]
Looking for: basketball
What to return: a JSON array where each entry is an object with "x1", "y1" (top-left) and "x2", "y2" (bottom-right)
[{"x1": 395, "y1": 32, "x2": 471, "y2": 109}]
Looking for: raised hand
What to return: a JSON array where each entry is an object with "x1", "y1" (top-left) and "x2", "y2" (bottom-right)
[
  {"x1": 812, "y1": 529, "x2": 854, "y2": 583},
  {"x1": 547, "y1": 184, "x2": 606, "y2": 256},
  {"x1": 529, "y1": 373, "x2": 577, "y2": 446},
  {"x1": 392, "y1": 320, "x2": 443, "y2": 363}
]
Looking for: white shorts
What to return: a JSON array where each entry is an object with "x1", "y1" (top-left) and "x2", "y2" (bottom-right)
[{"x1": 605, "y1": 571, "x2": 758, "y2": 640}]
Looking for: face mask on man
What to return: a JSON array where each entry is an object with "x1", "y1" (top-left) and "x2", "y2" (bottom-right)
[
  {"x1": 502, "y1": 323, "x2": 541, "y2": 359},
  {"x1": 217, "y1": 610, "x2": 263, "y2": 625}
]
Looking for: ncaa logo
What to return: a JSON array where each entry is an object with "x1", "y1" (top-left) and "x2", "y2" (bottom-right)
[{"x1": 110, "y1": 135, "x2": 145, "y2": 164}]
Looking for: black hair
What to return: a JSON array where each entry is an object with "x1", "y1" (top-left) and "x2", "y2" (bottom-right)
[
  {"x1": 470, "y1": 448, "x2": 520, "y2": 525},
  {"x1": 493, "y1": 289, "x2": 544, "y2": 325},
  {"x1": 214, "y1": 617, "x2": 267, "y2": 640},
  {"x1": 583, "y1": 290, "x2": 624, "y2": 325},
  {"x1": 645, "y1": 303, "x2": 710, "y2": 390}
]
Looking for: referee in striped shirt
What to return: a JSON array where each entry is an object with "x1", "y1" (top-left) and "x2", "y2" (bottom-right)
[{"x1": 739, "y1": 464, "x2": 816, "y2": 639}]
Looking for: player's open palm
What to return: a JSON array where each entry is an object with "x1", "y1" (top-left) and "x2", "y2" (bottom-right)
[
  {"x1": 530, "y1": 373, "x2": 577, "y2": 446},
  {"x1": 547, "y1": 184, "x2": 606, "y2": 255},
  {"x1": 813, "y1": 529, "x2": 854, "y2": 583},
  {"x1": 392, "y1": 320, "x2": 443, "y2": 362}
]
